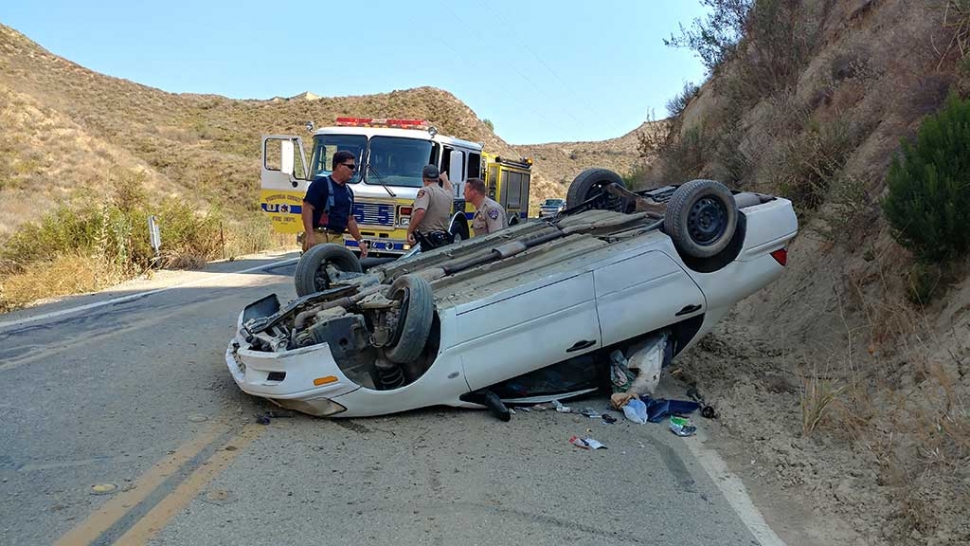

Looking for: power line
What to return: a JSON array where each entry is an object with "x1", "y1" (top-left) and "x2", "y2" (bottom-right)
[
  {"x1": 477, "y1": 0, "x2": 632, "y2": 139},
  {"x1": 431, "y1": 0, "x2": 593, "y2": 142}
]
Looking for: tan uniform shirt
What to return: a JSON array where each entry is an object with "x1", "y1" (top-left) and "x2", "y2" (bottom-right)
[
  {"x1": 412, "y1": 183, "x2": 453, "y2": 234},
  {"x1": 472, "y1": 197, "x2": 508, "y2": 236}
]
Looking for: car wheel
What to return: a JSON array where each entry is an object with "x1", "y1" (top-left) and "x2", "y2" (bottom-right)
[
  {"x1": 383, "y1": 274, "x2": 435, "y2": 364},
  {"x1": 566, "y1": 168, "x2": 627, "y2": 211},
  {"x1": 664, "y1": 179, "x2": 738, "y2": 259},
  {"x1": 509, "y1": 215, "x2": 519, "y2": 226},
  {"x1": 294, "y1": 243, "x2": 363, "y2": 297}
]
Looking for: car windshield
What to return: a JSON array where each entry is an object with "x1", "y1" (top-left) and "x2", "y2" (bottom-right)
[
  {"x1": 543, "y1": 199, "x2": 564, "y2": 206},
  {"x1": 309, "y1": 134, "x2": 367, "y2": 182},
  {"x1": 365, "y1": 137, "x2": 434, "y2": 188}
]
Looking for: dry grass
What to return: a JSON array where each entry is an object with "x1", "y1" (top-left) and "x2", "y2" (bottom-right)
[
  {"x1": 800, "y1": 369, "x2": 846, "y2": 437},
  {"x1": 0, "y1": 253, "x2": 126, "y2": 308}
]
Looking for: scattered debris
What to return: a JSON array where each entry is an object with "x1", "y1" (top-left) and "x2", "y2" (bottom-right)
[
  {"x1": 552, "y1": 399, "x2": 572, "y2": 413},
  {"x1": 687, "y1": 387, "x2": 718, "y2": 419},
  {"x1": 622, "y1": 398, "x2": 648, "y2": 424},
  {"x1": 601, "y1": 413, "x2": 618, "y2": 424},
  {"x1": 187, "y1": 414, "x2": 208, "y2": 423},
  {"x1": 254, "y1": 410, "x2": 296, "y2": 425},
  {"x1": 669, "y1": 416, "x2": 697, "y2": 437},
  {"x1": 201, "y1": 489, "x2": 236, "y2": 505},
  {"x1": 90, "y1": 483, "x2": 117, "y2": 495},
  {"x1": 610, "y1": 392, "x2": 636, "y2": 410},
  {"x1": 639, "y1": 396, "x2": 700, "y2": 423},
  {"x1": 626, "y1": 332, "x2": 668, "y2": 396},
  {"x1": 609, "y1": 350, "x2": 636, "y2": 392},
  {"x1": 579, "y1": 408, "x2": 601, "y2": 419},
  {"x1": 569, "y1": 436, "x2": 607, "y2": 450}
]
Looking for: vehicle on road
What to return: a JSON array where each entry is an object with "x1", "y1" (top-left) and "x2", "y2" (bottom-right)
[
  {"x1": 226, "y1": 168, "x2": 798, "y2": 418},
  {"x1": 538, "y1": 198, "x2": 566, "y2": 218},
  {"x1": 260, "y1": 118, "x2": 532, "y2": 256}
]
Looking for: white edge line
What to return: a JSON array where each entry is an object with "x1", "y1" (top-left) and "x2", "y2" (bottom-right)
[
  {"x1": 685, "y1": 428, "x2": 788, "y2": 546},
  {"x1": 0, "y1": 258, "x2": 299, "y2": 331}
]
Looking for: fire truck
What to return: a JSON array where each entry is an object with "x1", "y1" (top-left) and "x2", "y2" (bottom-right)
[{"x1": 259, "y1": 117, "x2": 532, "y2": 256}]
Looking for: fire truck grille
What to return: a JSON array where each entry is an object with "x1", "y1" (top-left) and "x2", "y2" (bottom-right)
[{"x1": 352, "y1": 203, "x2": 395, "y2": 227}]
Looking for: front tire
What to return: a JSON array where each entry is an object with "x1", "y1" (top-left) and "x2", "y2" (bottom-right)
[
  {"x1": 383, "y1": 275, "x2": 435, "y2": 364},
  {"x1": 294, "y1": 243, "x2": 363, "y2": 296}
]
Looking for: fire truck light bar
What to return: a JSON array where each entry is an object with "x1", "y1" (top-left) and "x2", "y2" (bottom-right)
[{"x1": 335, "y1": 117, "x2": 430, "y2": 129}]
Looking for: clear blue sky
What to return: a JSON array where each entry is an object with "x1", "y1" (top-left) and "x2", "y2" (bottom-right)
[{"x1": 1, "y1": 0, "x2": 709, "y2": 144}]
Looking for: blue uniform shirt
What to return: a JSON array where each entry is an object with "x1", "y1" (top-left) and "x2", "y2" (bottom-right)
[{"x1": 303, "y1": 175, "x2": 355, "y2": 232}]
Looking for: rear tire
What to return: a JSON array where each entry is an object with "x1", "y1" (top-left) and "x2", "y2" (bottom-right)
[
  {"x1": 664, "y1": 179, "x2": 738, "y2": 259},
  {"x1": 294, "y1": 243, "x2": 362, "y2": 297},
  {"x1": 383, "y1": 275, "x2": 435, "y2": 364},
  {"x1": 566, "y1": 168, "x2": 626, "y2": 210}
]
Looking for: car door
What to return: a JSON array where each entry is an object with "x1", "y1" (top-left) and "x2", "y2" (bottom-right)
[
  {"x1": 455, "y1": 272, "x2": 601, "y2": 391},
  {"x1": 594, "y1": 250, "x2": 706, "y2": 347}
]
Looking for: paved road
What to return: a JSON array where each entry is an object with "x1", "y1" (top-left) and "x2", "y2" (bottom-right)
[{"x1": 0, "y1": 252, "x2": 773, "y2": 546}]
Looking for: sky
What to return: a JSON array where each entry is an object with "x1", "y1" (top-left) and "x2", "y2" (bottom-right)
[{"x1": 1, "y1": 0, "x2": 709, "y2": 145}]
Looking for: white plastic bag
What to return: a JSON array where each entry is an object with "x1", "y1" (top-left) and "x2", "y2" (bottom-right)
[{"x1": 622, "y1": 398, "x2": 648, "y2": 424}]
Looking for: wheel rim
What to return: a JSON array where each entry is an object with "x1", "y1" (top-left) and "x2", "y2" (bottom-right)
[{"x1": 687, "y1": 197, "x2": 728, "y2": 246}]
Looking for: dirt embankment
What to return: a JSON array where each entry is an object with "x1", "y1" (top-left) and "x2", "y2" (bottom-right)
[{"x1": 653, "y1": 1, "x2": 970, "y2": 544}]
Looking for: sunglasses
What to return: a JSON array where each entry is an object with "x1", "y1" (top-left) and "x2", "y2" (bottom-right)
[{"x1": 341, "y1": 163, "x2": 358, "y2": 171}]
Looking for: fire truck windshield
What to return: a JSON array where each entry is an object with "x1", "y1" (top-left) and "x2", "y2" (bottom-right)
[
  {"x1": 308, "y1": 134, "x2": 366, "y2": 181},
  {"x1": 365, "y1": 137, "x2": 434, "y2": 188}
]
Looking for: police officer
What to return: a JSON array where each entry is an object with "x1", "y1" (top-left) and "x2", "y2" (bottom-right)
[
  {"x1": 406, "y1": 164, "x2": 454, "y2": 251},
  {"x1": 301, "y1": 150, "x2": 368, "y2": 257},
  {"x1": 464, "y1": 177, "x2": 508, "y2": 236}
]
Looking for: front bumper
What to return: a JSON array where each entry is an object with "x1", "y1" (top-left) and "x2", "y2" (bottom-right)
[{"x1": 225, "y1": 339, "x2": 361, "y2": 416}]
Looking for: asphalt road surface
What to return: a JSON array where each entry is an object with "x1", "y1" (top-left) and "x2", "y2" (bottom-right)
[{"x1": 0, "y1": 252, "x2": 782, "y2": 546}]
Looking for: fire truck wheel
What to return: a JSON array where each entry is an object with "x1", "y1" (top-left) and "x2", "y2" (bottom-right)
[
  {"x1": 450, "y1": 221, "x2": 469, "y2": 244},
  {"x1": 294, "y1": 243, "x2": 363, "y2": 297},
  {"x1": 566, "y1": 168, "x2": 627, "y2": 211},
  {"x1": 664, "y1": 179, "x2": 738, "y2": 259},
  {"x1": 383, "y1": 274, "x2": 435, "y2": 364}
]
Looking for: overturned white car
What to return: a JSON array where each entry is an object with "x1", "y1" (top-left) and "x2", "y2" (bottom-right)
[{"x1": 226, "y1": 169, "x2": 797, "y2": 418}]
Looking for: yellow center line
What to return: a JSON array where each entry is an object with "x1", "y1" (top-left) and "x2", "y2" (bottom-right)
[
  {"x1": 113, "y1": 423, "x2": 266, "y2": 545},
  {"x1": 53, "y1": 422, "x2": 224, "y2": 546}
]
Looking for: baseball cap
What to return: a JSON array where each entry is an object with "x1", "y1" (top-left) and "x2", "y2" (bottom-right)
[{"x1": 422, "y1": 165, "x2": 440, "y2": 179}]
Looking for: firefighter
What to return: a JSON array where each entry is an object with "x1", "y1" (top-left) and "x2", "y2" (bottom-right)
[{"x1": 301, "y1": 150, "x2": 368, "y2": 257}]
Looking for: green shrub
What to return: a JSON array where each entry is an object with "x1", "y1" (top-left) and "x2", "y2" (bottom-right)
[{"x1": 883, "y1": 94, "x2": 970, "y2": 264}]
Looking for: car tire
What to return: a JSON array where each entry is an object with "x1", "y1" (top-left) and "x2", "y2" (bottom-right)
[
  {"x1": 294, "y1": 243, "x2": 363, "y2": 297},
  {"x1": 384, "y1": 274, "x2": 435, "y2": 364},
  {"x1": 509, "y1": 215, "x2": 519, "y2": 226},
  {"x1": 566, "y1": 168, "x2": 626, "y2": 210},
  {"x1": 664, "y1": 179, "x2": 738, "y2": 259}
]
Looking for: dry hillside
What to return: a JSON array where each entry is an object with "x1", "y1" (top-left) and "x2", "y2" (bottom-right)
[
  {"x1": 646, "y1": 1, "x2": 970, "y2": 545},
  {"x1": 0, "y1": 24, "x2": 642, "y2": 237},
  {"x1": 515, "y1": 120, "x2": 665, "y2": 200}
]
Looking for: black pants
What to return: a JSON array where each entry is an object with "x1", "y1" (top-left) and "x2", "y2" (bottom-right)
[{"x1": 415, "y1": 230, "x2": 453, "y2": 252}]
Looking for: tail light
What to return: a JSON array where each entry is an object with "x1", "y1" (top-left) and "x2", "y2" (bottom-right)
[{"x1": 770, "y1": 248, "x2": 788, "y2": 267}]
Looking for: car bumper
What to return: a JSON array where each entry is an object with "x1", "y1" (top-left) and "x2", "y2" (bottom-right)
[{"x1": 225, "y1": 338, "x2": 361, "y2": 417}]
